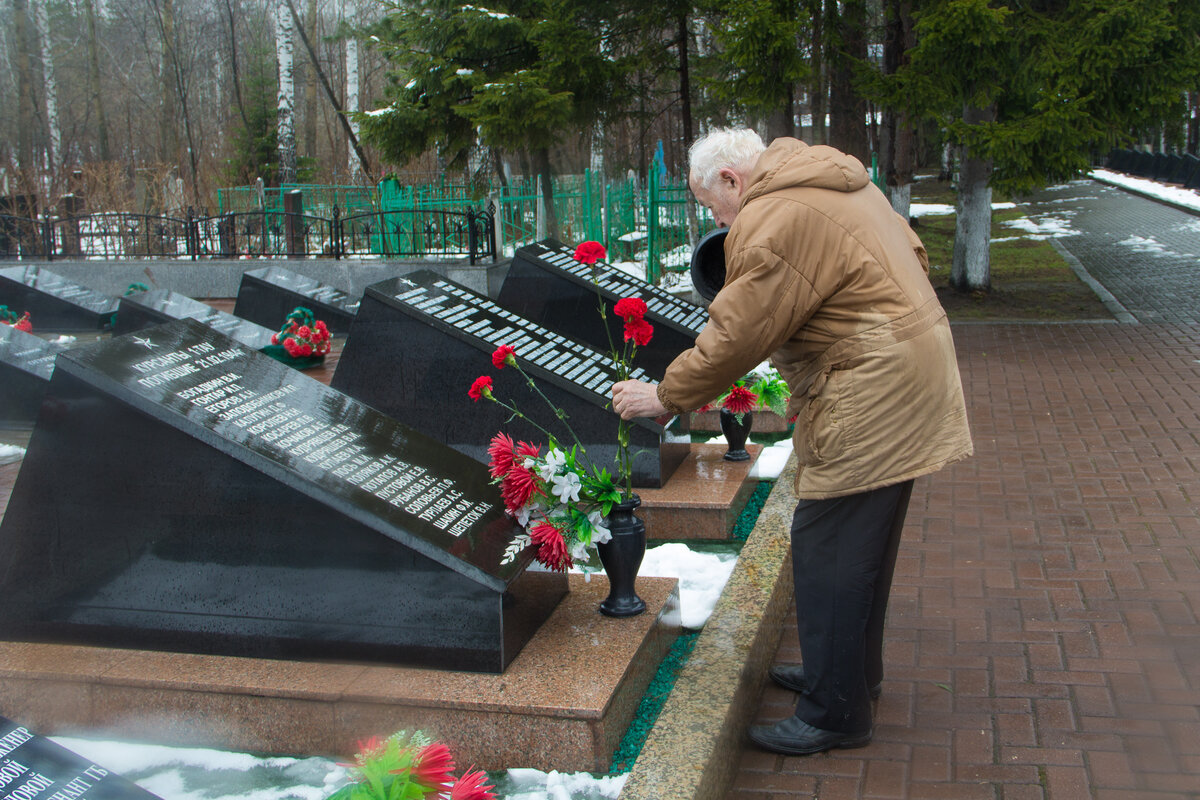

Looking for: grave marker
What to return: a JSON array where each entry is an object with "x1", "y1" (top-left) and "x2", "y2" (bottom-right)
[
  {"x1": 0, "y1": 319, "x2": 564, "y2": 673},
  {"x1": 332, "y1": 271, "x2": 690, "y2": 488},
  {"x1": 0, "y1": 266, "x2": 118, "y2": 332},
  {"x1": 233, "y1": 266, "x2": 359, "y2": 333},
  {"x1": 0, "y1": 324, "x2": 64, "y2": 427},
  {"x1": 0, "y1": 716, "x2": 161, "y2": 800},
  {"x1": 496, "y1": 239, "x2": 708, "y2": 379},
  {"x1": 114, "y1": 289, "x2": 276, "y2": 350}
]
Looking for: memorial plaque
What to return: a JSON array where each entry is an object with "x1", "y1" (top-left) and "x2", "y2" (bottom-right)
[
  {"x1": 0, "y1": 324, "x2": 65, "y2": 427},
  {"x1": 114, "y1": 289, "x2": 276, "y2": 350},
  {"x1": 331, "y1": 271, "x2": 690, "y2": 489},
  {"x1": 0, "y1": 716, "x2": 161, "y2": 800},
  {"x1": 233, "y1": 266, "x2": 359, "y2": 333},
  {"x1": 0, "y1": 266, "x2": 119, "y2": 332},
  {"x1": 0, "y1": 318, "x2": 565, "y2": 673},
  {"x1": 496, "y1": 239, "x2": 709, "y2": 379}
]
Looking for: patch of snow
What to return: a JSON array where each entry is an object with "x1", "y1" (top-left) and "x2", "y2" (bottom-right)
[
  {"x1": 0, "y1": 444, "x2": 25, "y2": 465},
  {"x1": 1002, "y1": 215, "x2": 1079, "y2": 239},
  {"x1": 1091, "y1": 168, "x2": 1200, "y2": 213},
  {"x1": 503, "y1": 769, "x2": 627, "y2": 800},
  {"x1": 640, "y1": 543, "x2": 738, "y2": 630},
  {"x1": 1116, "y1": 235, "x2": 1170, "y2": 255}
]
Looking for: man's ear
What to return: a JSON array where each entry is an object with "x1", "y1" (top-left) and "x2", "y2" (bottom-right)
[{"x1": 718, "y1": 166, "x2": 743, "y2": 194}]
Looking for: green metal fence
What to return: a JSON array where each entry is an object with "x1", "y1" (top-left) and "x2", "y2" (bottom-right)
[{"x1": 217, "y1": 166, "x2": 735, "y2": 283}]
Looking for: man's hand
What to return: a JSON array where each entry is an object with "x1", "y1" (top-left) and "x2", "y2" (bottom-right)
[{"x1": 612, "y1": 379, "x2": 667, "y2": 420}]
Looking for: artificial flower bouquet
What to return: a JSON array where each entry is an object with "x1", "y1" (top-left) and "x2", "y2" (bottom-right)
[
  {"x1": 468, "y1": 240, "x2": 655, "y2": 573},
  {"x1": 260, "y1": 305, "x2": 332, "y2": 368},
  {"x1": 700, "y1": 365, "x2": 791, "y2": 423},
  {"x1": 0, "y1": 306, "x2": 32, "y2": 332},
  {"x1": 328, "y1": 730, "x2": 495, "y2": 800}
]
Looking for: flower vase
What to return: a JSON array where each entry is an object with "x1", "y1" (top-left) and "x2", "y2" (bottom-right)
[
  {"x1": 596, "y1": 494, "x2": 647, "y2": 617},
  {"x1": 720, "y1": 408, "x2": 753, "y2": 461}
]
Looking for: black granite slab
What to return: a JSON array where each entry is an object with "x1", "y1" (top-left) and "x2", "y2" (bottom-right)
[
  {"x1": 114, "y1": 289, "x2": 276, "y2": 350},
  {"x1": 331, "y1": 271, "x2": 690, "y2": 489},
  {"x1": 0, "y1": 323, "x2": 65, "y2": 427},
  {"x1": 0, "y1": 716, "x2": 161, "y2": 799},
  {"x1": 233, "y1": 266, "x2": 359, "y2": 333},
  {"x1": 0, "y1": 266, "x2": 119, "y2": 332},
  {"x1": 0, "y1": 318, "x2": 564, "y2": 673},
  {"x1": 495, "y1": 239, "x2": 709, "y2": 379}
]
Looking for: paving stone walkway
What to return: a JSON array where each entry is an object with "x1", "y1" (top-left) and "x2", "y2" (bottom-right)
[{"x1": 730, "y1": 181, "x2": 1200, "y2": 799}]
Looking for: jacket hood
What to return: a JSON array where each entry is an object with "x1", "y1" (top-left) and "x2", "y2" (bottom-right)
[{"x1": 741, "y1": 138, "x2": 870, "y2": 207}]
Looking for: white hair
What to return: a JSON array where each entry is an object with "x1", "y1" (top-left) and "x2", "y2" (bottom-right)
[{"x1": 688, "y1": 127, "x2": 766, "y2": 190}]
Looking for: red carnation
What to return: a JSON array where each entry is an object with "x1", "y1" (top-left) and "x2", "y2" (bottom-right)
[
  {"x1": 409, "y1": 742, "x2": 455, "y2": 789},
  {"x1": 14, "y1": 312, "x2": 31, "y2": 332},
  {"x1": 468, "y1": 376, "x2": 493, "y2": 402},
  {"x1": 487, "y1": 432, "x2": 516, "y2": 479},
  {"x1": 501, "y1": 465, "x2": 539, "y2": 512},
  {"x1": 283, "y1": 338, "x2": 300, "y2": 356},
  {"x1": 722, "y1": 385, "x2": 758, "y2": 415},
  {"x1": 623, "y1": 318, "x2": 654, "y2": 347},
  {"x1": 448, "y1": 768, "x2": 496, "y2": 800},
  {"x1": 492, "y1": 344, "x2": 516, "y2": 370},
  {"x1": 300, "y1": 343, "x2": 313, "y2": 356},
  {"x1": 530, "y1": 521, "x2": 573, "y2": 572},
  {"x1": 573, "y1": 240, "x2": 607, "y2": 265},
  {"x1": 297, "y1": 325, "x2": 311, "y2": 338},
  {"x1": 613, "y1": 297, "x2": 647, "y2": 322}
]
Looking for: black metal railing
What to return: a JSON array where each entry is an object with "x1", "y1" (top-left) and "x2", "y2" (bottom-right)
[{"x1": 0, "y1": 206, "x2": 496, "y2": 264}]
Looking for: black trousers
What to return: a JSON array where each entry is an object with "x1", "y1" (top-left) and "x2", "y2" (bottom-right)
[{"x1": 789, "y1": 479, "x2": 914, "y2": 733}]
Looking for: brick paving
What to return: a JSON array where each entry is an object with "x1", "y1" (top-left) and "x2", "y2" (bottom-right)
[{"x1": 730, "y1": 183, "x2": 1200, "y2": 798}]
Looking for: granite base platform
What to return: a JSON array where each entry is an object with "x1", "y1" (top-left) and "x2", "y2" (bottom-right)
[
  {"x1": 637, "y1": 443, "x2": 762, "y2": 540},
  {"x1": 0, "y1": 575, "x2": 679, "y2": 773}
]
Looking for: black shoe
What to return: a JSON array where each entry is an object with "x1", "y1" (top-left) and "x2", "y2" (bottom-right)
[
  {"x1": 747, "y1": 715, "x2": 872, "y2": 755},
  {"x1": 768, "y1": 664, "x2": 882, "y2": 700}
]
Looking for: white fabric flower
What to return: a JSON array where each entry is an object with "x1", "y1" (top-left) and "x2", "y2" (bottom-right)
[
  {"x1": 539, "y1": 448, "x2": 567, "y2": 481},
  {"x1": 589, "y1": 510, "x2": 611, "y2": 544},
  {"x1": 515, "y1": 501, "x2": 543, "y2": 528},
  {"x1": 550, "y1": 470, "x2": 582, "y2": 504}
]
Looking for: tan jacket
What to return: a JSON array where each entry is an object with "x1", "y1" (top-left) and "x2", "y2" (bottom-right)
[{"x1": 659, "y1": 138, "x2": 972, "y2": 498}]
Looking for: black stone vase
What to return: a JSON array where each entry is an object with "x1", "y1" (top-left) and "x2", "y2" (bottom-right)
[
  {"x1": 720, "y1": 408, "x2": 753, "y2": 461},
  {"x1": 596, "y1": 494, "x2": 647, "y2": 617}
]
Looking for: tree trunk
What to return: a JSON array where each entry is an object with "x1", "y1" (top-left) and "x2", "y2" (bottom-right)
[
  {"x1": 13, "y1": 0, "x2": 37, "y2": 173},
  {"x1": 82, "y1": 0, "x2": 109, "y2": 162},
  {"x1": 159, "y1": 0, "x2": 179, "y2": 167},
  {"x1": 951, "y1": 104, "x2": 996, "y2": 292},
  {"x1": 302, "y1": 0, "x2": 318, "y2": 161},
  {"x1": 882, "y1": 0, "x2": 915, "y2": 219},
  {"x1": 533, "y1": 147, "x2": 559, "y2": 241},
  {"x1": 808, "y1": 0, "x2": 826, "y2": 145},
  {"x1": 224, "y1": 0, "x2": 250, "y2": 130},
  {"x1": 827, "y1": 0, "x2": 869, "y2": 162},
  {"x1": 33, "y1": 0, "x2": 59, "y2": 173},
  {"x1": 346, "y1": 36, "x2": 361, "y2": 181},
  {"x1": 275, "y1": 0, "x2": 297, "y2": 184},
  {"x1": 766, "y1": 87, "x2": 795, "y2": 140}
]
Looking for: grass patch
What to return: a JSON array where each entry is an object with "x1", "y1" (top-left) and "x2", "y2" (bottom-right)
[{"x1": 912, "y1": 179, "x2": 1113, "y2": 322}]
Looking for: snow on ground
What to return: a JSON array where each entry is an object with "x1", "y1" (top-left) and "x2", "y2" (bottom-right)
[
  {"x1": 1001, "y1": 214, "x2": 1079, "y2": 239},
  {"x1": 1090, "y1": 168, "x2": 1200, "y2": 214},
  {"x1": 0, "y1": 444, "x2": 25, "y2": 465},
  {"x1": 640, "y1": 543, "x2": 739, "y2": 630},
  {"x1": 1116, "y1": 235, "x2": 1171, "y2": 255}
]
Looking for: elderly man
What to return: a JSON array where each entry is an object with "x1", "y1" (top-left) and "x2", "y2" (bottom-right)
[{"x1": 612, "y1": 127, "x2": 972, "y2": 755}]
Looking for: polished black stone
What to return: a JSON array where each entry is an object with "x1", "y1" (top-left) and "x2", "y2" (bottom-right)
[
  {"x1": 495, "y1": 239, "x2": 709, "y2": 379},
  {"x1": 0, "y1": 716, "x2": 161, "y2": 799},
  {"x1": 0, "y1": 266, "x2": 119, "y2": 331},
  {"x1": 233, "y1": 266, "x2": 359, "y2": 333},
  {"x1": 0, "y1": 323, "x2": 64, "y2": 427},
  {"x1": 690, "y1": 228, "x2": 728, "y2": 302},
  {"x1": 114, "y1": 289, "x2": 276, "y2": 350},
  {"x1": 0, "y1": 318, "x2": 564, "y2": 673},
  {"x1": 331, "y1": 271, "x2": 690, "y2": 488}
]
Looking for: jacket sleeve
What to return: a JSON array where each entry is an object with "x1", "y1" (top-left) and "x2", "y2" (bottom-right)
[
  {"x1": 657, "y1": 239, "x2": 826, "y2": 414},
  {"x1": 898, "y1": 212, "x2": 929, "y2": 273}
]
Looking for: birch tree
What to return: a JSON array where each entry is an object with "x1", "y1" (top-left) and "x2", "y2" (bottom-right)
[
  {"x1": 32, "y1": 0, "x2": 59, "y2": 172},
  {"x1": 275, "y1": 0, "x2": 297, "y2": 184}
]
